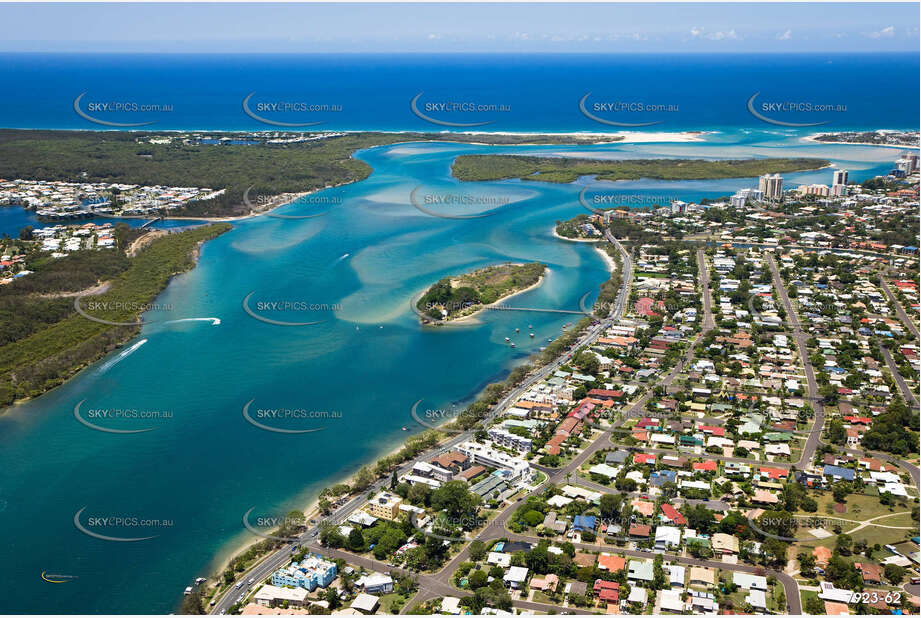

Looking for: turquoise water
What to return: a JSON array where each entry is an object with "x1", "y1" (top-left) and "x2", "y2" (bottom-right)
[
  {"x1": 0, "y1": 206, "x2": 206, "y2": 237},
  {"x1": 0, "y1": 134, "x2": 905, "y2": 613}
]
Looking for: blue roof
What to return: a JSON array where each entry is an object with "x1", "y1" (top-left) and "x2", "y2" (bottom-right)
[
  {"x1": 650, "y1": 470, "x2": 677, "y2": 486},
  {"x1": 573, "y1": 515, "x2": 597, "y2": 531},
  {"x1": 823, "y1": 465, "x2": 856, "y2": 481}
]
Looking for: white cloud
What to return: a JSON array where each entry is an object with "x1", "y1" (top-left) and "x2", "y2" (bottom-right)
[
  {"x1": 706, "y1": 29, "x2": 740, "y2": 41},
  {"x1": 867, "y1": 25, "x2": 895, "y2": 39},
  {"x1": 777, "y1": 29, "x2": 792, "y2": 41},
  {"x1": 688, "y1": 26, "x2": 741, "y2": 41}
]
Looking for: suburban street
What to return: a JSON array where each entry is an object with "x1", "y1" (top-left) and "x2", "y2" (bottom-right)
[
  {"x1": 881, "y1": 345, "x2": 919, "y2": 409},
  {"x1": 764, "y1": 251, "x2": 824, "y2": 470},
  {"x1": 879, "y1": 276, "x2": 920, "y2": 339}
]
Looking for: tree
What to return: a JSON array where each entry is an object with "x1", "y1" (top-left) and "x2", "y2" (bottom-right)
[
  {"x1": 348, "y1": 528, "x2": 365, "y2": 552},
  {"x1": 431, "y1": 481, "x2": 481, "y2": 523},
  {"x1": 353, "y1": 466, "x2": 375, "y2": 491},
  {"x1": 832, "y1": 482, "x2": 851, "y2": 504},
  {"x1": 468, "y1": 569, "x2": 489, "y2": 589},
  {"x1": 652, "y1": 554, "x2": 667, "y2": 590},
  {"x1": 835, "y1": 534, "x2": 853, "y2": 556},
  {"x1": 469, "y1": 540, "x2": 487, "y2": 562},
  {"x1": 179, "y1": 589, "x2": 204, "y2": 615},
  {"x1": 19, "y1": 226, "x2": 33, "y2": 241},
  {"x1": 797, "y1": 552, "x2": 816, "y2": 577},
  {"x1": 885, "y1": 564, "x2": 906, "y2": 585},
  {"x1": 407, "y1": 483, "x2": 432, "y2": 507},
  {"x1": 325, "y1": 587, "x2": 341, "y2": 610},
  {"x1": 827, "y1": 419, "x2": 846, "y2": 445}
]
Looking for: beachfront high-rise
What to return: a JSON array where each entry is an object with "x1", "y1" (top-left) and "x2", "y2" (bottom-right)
[
  {"x1": 832, "y1": 169, "x2": 849, "y2": 197},
  {"x1": 758, "y1": 174, "x2": 784, "y2": 200}
]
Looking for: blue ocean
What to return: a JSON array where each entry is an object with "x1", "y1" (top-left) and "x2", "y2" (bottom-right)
[
  {"x1": 0, "y1": 52, "x2": 917, "y2": 131},
  {"x1": 0, "y1": 53, "x2": 916, "y2": 614}
]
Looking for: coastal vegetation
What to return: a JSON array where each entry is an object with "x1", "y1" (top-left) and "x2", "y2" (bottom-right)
[
  {"x1": 0, "y1": 223, "x2": 231, "y2": 406},
  {"x1": 554, "y1": 213, "x2": 596, "y2": 239},
  {"x1": 0, "y1": 130, "x2": 620, "y2": 218},
  {"x1": 451, "y1": 155, "x2": 830, "y2": 183},
  {"x1": 416, "y1": 262, "x2": 546, "y2": 322}
]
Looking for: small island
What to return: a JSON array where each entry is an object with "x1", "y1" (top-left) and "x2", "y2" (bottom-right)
[
  {"x1": 416, "y1": 262, "x2": 546, "y2": 323},
  {"x1": 451, "y1": 155, "x2": 830, "y2": 183}
]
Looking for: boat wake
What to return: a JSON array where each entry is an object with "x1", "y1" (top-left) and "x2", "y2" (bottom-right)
[
  {"x1": 163, "y1": 317, "x2": 222, "y2": 326},
  {"x1": 98, "y1": 339, "x2": 148, "y2": 374}
]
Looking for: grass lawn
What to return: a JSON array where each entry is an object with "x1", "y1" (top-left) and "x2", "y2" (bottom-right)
[
  {"x1": 377, "y1": 593, "x2": 406, "y2": 614},
  {"x1": 800, "y1": 590, "x2": 821, "y2": 615},
  {"x1": 801, "y1": 490, "x2": 910, "y2": 523}
]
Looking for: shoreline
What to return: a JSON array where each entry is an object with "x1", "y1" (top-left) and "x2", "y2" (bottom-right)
[
  {"x1": 450, "y1": 271, "x2": 547, "y2": 324},
  {"x1": 551, "y1": 227, "x2": 604, "y2": 243},
  {"x1": 206, "y1": 433, "x2": 413, "y2": 581},
  {"x1": 595, "y1": 246, "x2": 617, "y2": 273},
  {"x1": 801, "y1": 134, "x2": 917, "y2": 149},
  {"x1": 95, "y1": 181, "x2": 354, "y2": 224},
  {"x1": 416, "y1": 265, "x2": 548, "y2": 325}
]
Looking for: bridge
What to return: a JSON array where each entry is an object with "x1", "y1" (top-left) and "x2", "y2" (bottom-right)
[
  {"x1": 140, "y1": 217, "x2": 162, "y2": 228},
  {"x1": 482, "y1": 305, "x2": 585, "y2": 315}
]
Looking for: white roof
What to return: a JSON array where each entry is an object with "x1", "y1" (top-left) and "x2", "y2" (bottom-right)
[
  {"x1": 627, "y1": 587, "x2": 648, "y2": 603},
  {"x1": 660, "y1": 589, "x2": 685, "y2": 612},
  {"x1": 351, "y1": 593, "x2": 380, "y2": 612},
  {"x1": 733, "y1": 572, "x2": 767, "y2": 590},
  {"x1": 254, "y1": 585, "x2": 309, "y2": 603},
  {"x1": 818, "y1": 582, "x2": 852, "y2": 603},
  {"x1": 503, "y1": 566, "x2": 529, "y2": 583},
  {"x1": 746, "y1": 589, "x2": 767, "y2": 608}
]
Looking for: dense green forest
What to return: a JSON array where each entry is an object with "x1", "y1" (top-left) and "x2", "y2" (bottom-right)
[
  {"x1": 451, "y1": 155, "x2": 830, "y2": 183},
  {"x1": 0, "y1": 223, "x2": 231, "y2": 406},
  {"x1": 0, "y1": 130, "x2": 621, "y2": 218}
]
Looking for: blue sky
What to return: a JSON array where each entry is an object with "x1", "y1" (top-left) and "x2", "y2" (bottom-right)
[{"x1": 1, "y1": 3, "x2": 917, "y2": 53}]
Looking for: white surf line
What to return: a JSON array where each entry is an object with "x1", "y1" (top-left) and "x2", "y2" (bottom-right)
[{"x1": 97, "y1": 338, "x2": 148, "y2": 374}]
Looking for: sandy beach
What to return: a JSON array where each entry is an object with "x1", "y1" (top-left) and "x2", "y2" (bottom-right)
[{"x1": 595, "y1": 246, "x2": 618, "y2": 273}]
